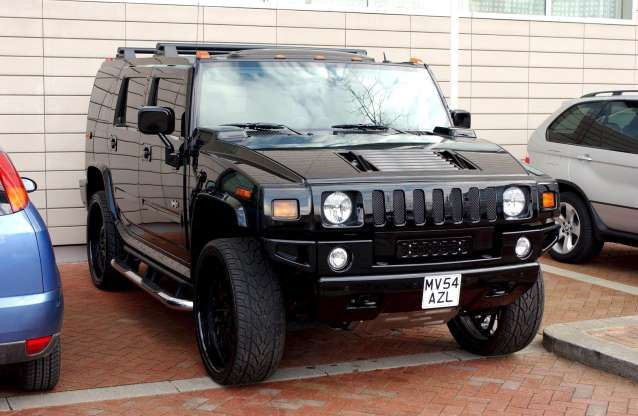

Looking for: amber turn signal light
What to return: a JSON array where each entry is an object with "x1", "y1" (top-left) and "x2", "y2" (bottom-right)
[
  {"x1": 195, "y1": 50, "x2": 210, "y2": 59},
  {"x1": 272, "y1": 199, "x2": 299, "y2": 220},
  {"x1": 234, "y1": 186, "x2": 253, "y2": 200},
  {"x1": 542, "y1": 192, "x2": 556, "y2": 209}
]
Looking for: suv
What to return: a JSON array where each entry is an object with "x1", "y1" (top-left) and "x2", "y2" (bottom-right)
[
  {"x1": 528, "y1": 90, "x2": 638, "y2": 263},
  {"x1": 81, "y1": 43, "x2": 559, "y2": 385}
]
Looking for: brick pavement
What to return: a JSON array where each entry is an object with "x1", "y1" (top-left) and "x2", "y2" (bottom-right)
[
  {"x1": 1, "y1": 244, "x2": 637, "y2": 414},
  {"x1": 8, "y1": 348, "x2": 638, "y2": 416},
  {"x1": 541, "y1": 244, "x2": 638, "y2": 288}
]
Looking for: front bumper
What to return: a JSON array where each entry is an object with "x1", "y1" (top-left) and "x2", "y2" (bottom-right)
[{"x1": 317, "y1": 262, "x2": 541, "y2": 322}]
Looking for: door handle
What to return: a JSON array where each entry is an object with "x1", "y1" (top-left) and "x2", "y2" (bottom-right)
[
  {"x1": 110, "y1": 136, "x2": 118, "y2": 151},
  {"x1": 143, "y1": 146, "x2": 152, "y2": 161},
  {"x1": 576, "y1": 154, "x2": 592, "y2": 161}
]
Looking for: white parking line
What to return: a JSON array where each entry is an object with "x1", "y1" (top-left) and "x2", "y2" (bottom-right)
[{"x1": 541, "y1": 264, "x2": 638, "y2": 296}]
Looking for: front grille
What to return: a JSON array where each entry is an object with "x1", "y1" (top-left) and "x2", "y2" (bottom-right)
[
  {"x1": 397, "y1": 237, "x2": 472, "y2": 259},
  {"x1": 371, "y1": 186, "x2": 501, "y2": 227}
]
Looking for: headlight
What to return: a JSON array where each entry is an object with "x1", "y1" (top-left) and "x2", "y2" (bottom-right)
[
  {"x1": 323, "y1": 192, "x2": 352, "y2": 224},
  {"x1": 503, "y1": 187, "x2": 526, "y2": 217}
]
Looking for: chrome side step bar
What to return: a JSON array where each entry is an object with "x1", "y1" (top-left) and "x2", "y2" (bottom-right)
[{"x1": 110, "y1": 260, "x2": 193, "y2": 311}]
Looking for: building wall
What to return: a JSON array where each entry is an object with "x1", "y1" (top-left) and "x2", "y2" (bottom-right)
[{"x1": 1, "y1": 0, "x2": 637, "y2": 245}]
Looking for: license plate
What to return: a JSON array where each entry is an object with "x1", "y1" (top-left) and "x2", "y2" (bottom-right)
[{"x1": 422, "y1": 274, "x2": 461, "y2": 309}]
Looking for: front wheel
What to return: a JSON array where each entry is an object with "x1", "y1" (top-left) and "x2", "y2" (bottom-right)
[
  {"x1": 194, "y1": 238, "x2": 286, "y2": 385},
  {"x1": 447, "y1": 271, "x2": 544, "y2": 355}
]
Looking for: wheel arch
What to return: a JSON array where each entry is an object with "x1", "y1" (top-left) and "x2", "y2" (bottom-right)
[
  {"x1": 190, "y1": 193, "x2": 250, "y2": 269},
  {"x1": 86, "y1": 164, "x2": 117, "y2": 219}
]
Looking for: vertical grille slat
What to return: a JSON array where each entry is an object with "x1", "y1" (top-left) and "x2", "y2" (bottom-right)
[
  {"x1": 393, "y1": 190, "x2": 405, "y2": 225},
  {"x1": 482, "y1": 187, "x2": 497, "y2": 221},
  {"x1": 467, "y1": 187, "x2": 480, "y2": 222},
  {"x1": 450, "y1": 188, "x2": 463, "y2": 223},
  {"x1": 413, "y1": 189, "x2": 425, "y2": 225},
  {"x1": 432, "y1": 189, "x2": 444, "y2": 224},
  {"x1": 372, "y1": 190, "x2": 385, "y2": 226},
  {"x1": 368, "y1": 186, "x2": 501, "y2": 227}
]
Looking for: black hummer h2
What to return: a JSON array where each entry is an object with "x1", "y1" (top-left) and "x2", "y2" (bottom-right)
[{"x1": 81, "y1": 43, "x2": 560, "y2": 385}]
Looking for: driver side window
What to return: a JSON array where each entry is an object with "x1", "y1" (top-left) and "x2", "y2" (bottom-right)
[{"x1": 147, "y1": 77, "x2": 187, "y2": 137}]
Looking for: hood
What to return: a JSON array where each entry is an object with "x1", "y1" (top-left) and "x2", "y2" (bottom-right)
[
  {"x1": 196, "y1": 130, "x2": 528, "y2": 184},
  {"x1": 256, "y1": 135, "x2": 527, "y2": 182}
]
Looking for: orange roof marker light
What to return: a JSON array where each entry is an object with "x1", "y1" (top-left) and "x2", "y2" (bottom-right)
[
  {"x1": 274, "y1": 54, "x2": 286, "y2": 59},
  {"x1": 234, "y1": 186, "x2": 253, "y2": 200},
  {"x1": 195, "y1": 50, "x2": 210, "y2": 59},
  {"x1": 409, "y1": 57, "x2": 424, "y2": 65},
  {"x1": 351, "y1": 56, "x2": 363, "y2": 61},
  {"x1": 313, "y1": 54, "x2": 326, "y2": 60}
]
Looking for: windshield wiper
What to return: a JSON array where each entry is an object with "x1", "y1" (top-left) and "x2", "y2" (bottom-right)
[
  {"x1": 222, "y1": 122, "x2": 302, "y2": 135},
  {"x1": 331, "y1": 123, "x2": 407, "y2": 134}
]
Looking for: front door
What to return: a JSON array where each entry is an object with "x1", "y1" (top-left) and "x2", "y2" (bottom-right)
[
  {"x1": 109, "y1": 70, "x2": 150, "y2": 228},
  {"x1": 137, "y1": 67, "x2": 190, "y2": 259}
]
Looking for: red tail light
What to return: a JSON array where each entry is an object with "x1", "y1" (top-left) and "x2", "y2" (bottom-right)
[
  {"x1": 25, "y1": 336, "x2": 52, "y2": 355},
  {"x1": 0, "y1": 151, "x2": 29, "y2": 212},
  {"x1": 523, "y1": 153, "x2": 530, "y2": 164}
]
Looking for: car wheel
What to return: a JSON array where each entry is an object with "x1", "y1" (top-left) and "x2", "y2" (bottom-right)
[
  {"x1": 86, "y1": 191, "x2": 126, "y2": 290},
  {"x1": 447, "y1": 270, "x2": 544, "y2": 355},
  {"x1": 16, "y1": 341, "x2": 61, "y2": 391},
  {"x1": 550, "y1": 191, "x2": 603, "y2": 264},
  {"x1": 194, "y1": 237, "x2": 286, "y2": 385}
]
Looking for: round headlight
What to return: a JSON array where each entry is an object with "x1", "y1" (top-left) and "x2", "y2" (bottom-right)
[
  {"x1": 503, "y1": 187, "x2": 526, "y2": 217},
  {"x1": 515, "y1": 236, "x2": 532, "y2": 258},
  {"x1": 328, "y1": 247, "x2": 349, "y2": 271},
  {"x1": 323, "y1": 192, "x2": 352, "y2": 224}
]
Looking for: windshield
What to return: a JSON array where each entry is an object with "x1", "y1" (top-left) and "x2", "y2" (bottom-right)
[{"x1": 195, "y1": 61, "x2": 451, "y2": 148}]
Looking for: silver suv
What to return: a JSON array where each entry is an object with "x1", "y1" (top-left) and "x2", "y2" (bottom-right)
[{"x1": 527, "y1": 90, "x2": 638, "y2": 263}]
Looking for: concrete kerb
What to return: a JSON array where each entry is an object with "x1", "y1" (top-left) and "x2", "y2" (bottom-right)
[{"x1": 543, "y1": 315, "x2": 638, "y2": 382}]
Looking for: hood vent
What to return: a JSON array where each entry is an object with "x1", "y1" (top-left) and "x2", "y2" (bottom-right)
[{"x1": 338, "y1": 149, "x2": 476, "y2": 172}]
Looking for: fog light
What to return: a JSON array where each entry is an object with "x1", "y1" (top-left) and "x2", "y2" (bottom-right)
[
  {"x1": 515, "y1": 236, "x2": 532, "y2": 258},
  {"x1": 328, "y1": 247, "x2": 349, "y2": 271}
]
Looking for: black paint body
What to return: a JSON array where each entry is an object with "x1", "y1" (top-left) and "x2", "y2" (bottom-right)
[{"x1": 81, "y1": 48, "x2": 560, "y2": 323}]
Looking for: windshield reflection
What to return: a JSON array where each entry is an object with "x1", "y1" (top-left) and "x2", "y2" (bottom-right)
[{"x1": 195, "y1": 61, "x2": 451, "y2": 148}]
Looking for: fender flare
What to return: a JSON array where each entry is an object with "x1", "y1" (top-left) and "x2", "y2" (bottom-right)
[{"x1": 86, "y1": 163, "x2": 118, "y2": 220}]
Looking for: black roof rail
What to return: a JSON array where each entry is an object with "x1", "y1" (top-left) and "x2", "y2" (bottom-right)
[
  {"x1": 582, "y1": 90, "x2": 638, "y2": 97},
  {"x1": 116, "y1": 47, "x2": 156, "y2": 59},
  {"x1": 155, "y1": 42, "x2": 368, "y2": 57}
]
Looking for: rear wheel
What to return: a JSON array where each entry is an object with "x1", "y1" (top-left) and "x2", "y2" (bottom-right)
[
  {"x1": 447, "y1": 271, "x2": 544, "y2": 355},
  {"x1": 16, "y1": 341, "x2": 60, "y2": 391},
  {"x1": 194, "y1": 238, "x2": 286, "y2": 385},
  {"x1": 550, "y1": 191, "x2": 603, "y2": 264},
  {"x1": 86, "y1": 191, "x2": 126, "y2": 290}
]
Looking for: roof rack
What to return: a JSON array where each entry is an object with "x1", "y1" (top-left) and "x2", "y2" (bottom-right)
[
  {"x1": 116, "y1": 42, "x2": 368, "y2": 59},
  {"x1": 582, "y1": 90, "x2": 638, "y2": 97},
  {"x1": 116, "y1": 47, "x2": 155, "y2": 59}
]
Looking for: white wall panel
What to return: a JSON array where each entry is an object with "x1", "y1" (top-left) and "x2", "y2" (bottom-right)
[{"x1": 1, "y1": 0, "x2": 637, "y2": 245}]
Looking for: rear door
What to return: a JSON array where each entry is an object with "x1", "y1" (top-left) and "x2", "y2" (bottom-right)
[
  {"x1": 137, "y1": 67, "x2": 190, "y2": 259},
  {"x1": 531, "y1": 101, "x2": 605, "y2": 182},
  {"x1": 578, "y1": 100, "x2": 638, "y2": 233}
]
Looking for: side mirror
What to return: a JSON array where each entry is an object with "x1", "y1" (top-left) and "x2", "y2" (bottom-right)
[
  {"x1": 138, "y1": 106, "x2": 175, "y2": 135},
  {"x1": 21, "y1": 177, "x2": 37, "y2": 193},
  {"x1": 451, "y1": 110, "x2": 471, "y2": 128}
]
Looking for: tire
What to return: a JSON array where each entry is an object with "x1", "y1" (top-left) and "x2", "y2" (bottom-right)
[
  {"x1": 194, "y1": 238, "x2": 286, "y2": 385},
  {"x1": 86, "y1": 191, "x2": 126, "y2": 290},
  {"x1": 549, "y1": 191, "x2": 603, "y2": 264},
  {"x1": 16, "y1": 341, "x2": 61, "y2": 391},
  {"x1": 447, "y1": 270, "x2": 544, "y2": 355}
]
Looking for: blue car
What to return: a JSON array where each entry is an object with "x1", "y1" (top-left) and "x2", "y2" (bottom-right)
[{"x1": 0, "y1": 148, "x2": 63, "y2": 391}]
